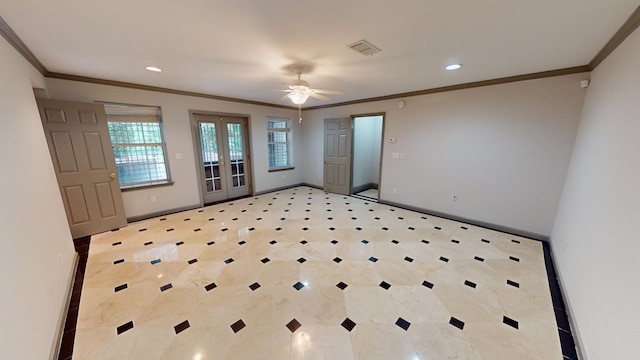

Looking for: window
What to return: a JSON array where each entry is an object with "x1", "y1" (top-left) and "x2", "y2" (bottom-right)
[
  {"x1": 267, "y1": 118, "x2": 292, "y2": 170},
  {"x1": 105, "y1": 104, "x2": 171, "y2": 189}
]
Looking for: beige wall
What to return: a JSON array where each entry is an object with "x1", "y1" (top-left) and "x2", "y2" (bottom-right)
[
  {"x1": 0, "y1": 38, "x2": 76, "y2": 359},
  {"x1": 45, "y1": 79, "x2": 301, "y2": 219},
  {"x1": 551, "y1": 28, "x2": 640, "y2": 359},
  {"x1": 302, "y1": 73, "x2": 588, "y2": 237}
]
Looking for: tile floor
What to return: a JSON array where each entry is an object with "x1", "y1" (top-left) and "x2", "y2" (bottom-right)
[{"x1": 71, "y1": 186, "x2": 569, "y2": 359}]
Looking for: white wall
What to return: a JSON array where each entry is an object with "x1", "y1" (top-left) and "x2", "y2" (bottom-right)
[
  {"x1": 303, "y1": 73, "x2": 588, "y2": 237},
  {"x1": 46, "y1": 79, "x2": 301, "y2": 219},
  {"x1": 550, "y1": 27, "x2": 640, "y2": 359},
  {"x1": 352, "y1": 116, "x2": 382, "y2": 188},
  {"x1": 0, "y1": 38, "x2": 76, "y2": 359}
]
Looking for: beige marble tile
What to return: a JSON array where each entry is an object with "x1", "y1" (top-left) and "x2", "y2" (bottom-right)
[
  {"x1": 350, "y1": 324, "x2": 419, "y2": 360},
  {"x1": 74, "y1": 187, "x2": 564, "y2": 360}
]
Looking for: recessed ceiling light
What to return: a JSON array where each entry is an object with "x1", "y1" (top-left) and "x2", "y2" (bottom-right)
[
  {"x1": 445, "y1": 64, "x2": 462, "y2": 71},
  {"x1": 145, "y1": 66, "x2": 162, "y2": 72}
]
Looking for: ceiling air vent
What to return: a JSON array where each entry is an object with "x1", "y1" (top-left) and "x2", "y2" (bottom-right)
[{"x1": 348, "y1": 39, "x2": 381, "y2": 56}]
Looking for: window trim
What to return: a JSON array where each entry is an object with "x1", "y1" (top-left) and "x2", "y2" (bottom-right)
[
  {"x1": 267, "y1": 117, "x2": 293, "y2": 171},
  {"x1": 104, "y1": 103, "x2": 173, "y2": 190}
]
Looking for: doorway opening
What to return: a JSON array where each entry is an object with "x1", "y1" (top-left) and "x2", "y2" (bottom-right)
[
  {"x1": 351, "y1": 114, "x2": 384, "y2": 201},
  {"x1": 191, "y1": 112, "x2": 252, "y2": 205}
]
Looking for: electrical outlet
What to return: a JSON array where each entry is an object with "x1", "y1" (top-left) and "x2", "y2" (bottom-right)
[
  {"x1": 452, "y1": 194, "x2": 457, "y2": 202},
  {"x1": 150, "y1": 195, "x2": 157, "y2": 203}
]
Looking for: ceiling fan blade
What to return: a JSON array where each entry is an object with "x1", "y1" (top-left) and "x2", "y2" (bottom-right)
[
  {"x1": 312, "y1": 89, "x2": 344, "y2": 95},
  {"x1": 308, "y1": 92, "x2": 330, "y2": 101}
]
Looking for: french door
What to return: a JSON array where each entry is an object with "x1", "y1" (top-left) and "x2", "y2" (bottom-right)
[{"x1": 192, "y1": 113, "x2": 252, "y2": 204}]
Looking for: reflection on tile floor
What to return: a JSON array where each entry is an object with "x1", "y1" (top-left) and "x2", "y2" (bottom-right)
[
  {"x1": 74, "y1": 187, "x2": 564, "y2": 359},
  {"x1": 354, "y1": 188, "x2": 378, "y2": 201}
]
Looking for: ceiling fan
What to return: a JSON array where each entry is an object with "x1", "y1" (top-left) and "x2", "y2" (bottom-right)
[{"x1": 280, "y1": 67, "x2": 343, "y2": 122}]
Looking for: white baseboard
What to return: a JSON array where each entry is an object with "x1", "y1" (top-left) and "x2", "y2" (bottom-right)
[{"x1": 50, "y1": 252, "x2": 79, "y2": 360}]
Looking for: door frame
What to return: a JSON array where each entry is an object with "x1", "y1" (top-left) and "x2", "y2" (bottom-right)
[
  {"x1": 189, "y1": 110, "x2": 254, "y2": 206},
  {"x1": 350, "y1": 112, "x2": 386, "y2": 199}
]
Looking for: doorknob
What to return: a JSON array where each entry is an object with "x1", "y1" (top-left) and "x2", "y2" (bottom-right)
[
  {"x1": 324, "y1": 159, "x2": 327, "y2": 164},
  {"x1": 109, "y1": 172, "x2": 117, "y2": 179},
  {"x1": 220, "y1": 161, "x2": 225, "y2": 166}
]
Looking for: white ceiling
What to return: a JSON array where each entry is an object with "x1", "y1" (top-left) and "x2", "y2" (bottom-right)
[{"x1": 1, "y1": 1, "x2": 638, "y2": 107}]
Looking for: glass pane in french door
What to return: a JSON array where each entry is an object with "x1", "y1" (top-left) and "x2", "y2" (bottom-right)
[
  {"x1": 199, "y1": 122, "x2": 222, "y2": 192},
  {"x1": 227, "y1": 123, "x2": 246, "y2": 188}
]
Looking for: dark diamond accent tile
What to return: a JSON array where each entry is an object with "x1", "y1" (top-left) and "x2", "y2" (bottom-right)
[
  {"x1": 194, "y1": 228, "x2": 201, "y2": 232},
  {"x1": 205, "y1": 282, "x2": 217, "y2": 291},
  {"x1": 328, "y1": 217, "x2": 334, "y2": 220},
  {"x1": 474, "y1": 256, "x2": 485, "y2": 262},
  {"x1": 382, "y1": 227, "x2": 389, "y2": 231},
  {"x1": 481, "y1": 239, "x2": 490, "y2": 243},
  {"x1": 184, "y1": 218, "x2": 191, "y2": 221},
  {"x1": 208, "y1": 218, "x2": 215, "y2": 221},
  {"x1": 510, "y1": 256, "x2": 520, "y2": 262},
  {"x1": 304, "y1": 217, "x2": 310, "y2": 221},
  {"x1": 221, "y1": 228, "x2": 229, "y2": 232},
  {"x1": 139, "y1": 228, "x2": 147, "y2": 232},
  {"x1": 336, "y1": 282, "x2": 348, "y2": 290},
  {"x1": 379, "y1": 281, "x2": 391, "y2": 290},
  {"x1": 160, "y1": 218, "x2": 167, "y2": 221},
  {"x1": 306, "y1": 209, "x2": 311, "y2": 212},
  {"x1": 220, "y1": 210, "x2": 225, "y2": 213},
  {"x1": 174, "y1": 320, "x2": 190, "y2": 334},
  {"x1": 297, "y1": 257, "x2": 307, "y2": 264},
  {"x1": 422, "y1": 216, "x2": 428, "y2": 219},
  {"x1": 449, "y1": 317, "x2": 465, "y2": 330},
  {"x1": 114, "y1": 284, "x2": 128, "y2": 293},
  {"x1": 111, "y1": 228, "x2": 120, "y2": 231},
  {"x1": 408, "y1": 227, "x2": 415, "y2": 230},
  {"x1": 286, "y1": 319, "x2": 302, "y2": 333},
  {"x1": 333, "y1": 257, "x2": 343, "y2": 263},
  {"x1": 112, "y1": 241, "x2": 122, "y2": 246},
  {"x1": 176, "y1": 241, "x2": 184, "y2": 246},
  {"x1": 421, "y1": 240, "x2": 430, "y2": 244},
  {"x1": 464, "y1": 280, "x2": 477, "y2": 288},
  {"x1": 275, "y1": 227, "x2": 282, "y2": 231},
  {"x1": 369, "y1": 256, "x2": 378, "y2": 263},
  {"x1": 270, "y1": 240, "x2": 277, "y2": 245},
  {"x1": 114, "y1": 259, "x2": 124, "y2": 265},
  {"x1": 461, "y1": 226, "x2": 468, "y2": 229},
  {"x1": 261, "y1": 257, "x2": 271, "y2": 264},
  {"x1": 329, "y1": 227, "x2": 336, "y2": 231},
  {"x1": 207, "y1": 241, "x2": 215, "y2": 246},
  {"x1": 198, "y1": 210, "x2": 204, "y2": 212},
  {"x1": 232, "y1": 218, "x2": 238, "y2": 221},
  {"x1": 231, "y1": 319, "x2": 247, "y2": 333},
  {"x1": 160, "y1": 283, "x2": 173, "y2": 292},
  {"x1": 248, "y1": 228, "x2": 255, "y2": 232},
  {"x1": 351, "y1": 217, "x2": 357, "y2": 220},
  {"x1": 422, "y1": 280, "x2": 434, "y2": 289},
  {"x1": 302, "y1": 227, "x2": 309, "y2": 231},
  {"x1": 241, "y1": 209, "x2": 246, "y2": 212},
  {"x1": 374, "y1": 217, "x2": 380, "y2": 220},
  {"x1": 439, "y1": 256, "x2": 449, "y2": 263},
  {"x1": 355, "y1": 227, "x2": 362, "y2": 231},
  {"x1": 398, "y1": 217, "x2": 404, "y2": 220},
  {"x1": 167, "y1": 228, "x2": 174, "y2": 232},
  {"x1": 361, "y1": 239, "x2": 369, "y2": 244},
  {"x1": 293, "y1": 281, "x2": 305, "y2": 290},
  {"x1": 503, "y1": 316, "x2": 519, "y2": 329},
  {"x1": 188, "y1": 258, "x2": 198, "y2": 265},
  {"x1": 238, "y1": 240, "x2": 246, "y2": 245},
  {"x1": 225, "y1": 258, "x2": 235, "y2": 264},
  {"x1": 404, "y1": 256, "x2": 414, "y2": 263},
  {"x1": 507, "y1": 280, "x2": 520, "y2": 288},
  {"x1": 144, "y1": 241, "x2": 153, "y2": 246},
  {"x1": 331, "y1": 240, "x2": 338, "y2": 244},
  {"x1": 434, "y1": 226, "x2": 442, "y2": 230},
  {"x1": 396, "y1": 317, "x2": 411, "y2": 331},
  {"x1": 512, "y1": 239, "x2": 521, "y2": 244},
  {"x1": 451, "y1": 239, "x2": 460, "y2": 244},
  {"x1": 151, "y1": 258, "x2": 161, "y2": 265},
  {"x1": 391, "y1": 240, "x2": 399, "y2": 244},
  {"x1": 341, "y1": 318, "x2": 356, "y2": 332},
  {"x1": 116, "y1": 321, "x2": 134, "y2": 335},
  {"x1": 249, "y1": 282, "x2": 261, "y2": 291},
  {"x1": 256, "y1": 217, "x2": 262, "y2": 220},
  {"x1": 389, "y1": 208, "x2": 395, "y2": 211}
]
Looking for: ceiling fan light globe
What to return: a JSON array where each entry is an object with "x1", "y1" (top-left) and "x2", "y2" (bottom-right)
[{"x1": 288, "y1": 91, "x2": 309, "y2": 105}]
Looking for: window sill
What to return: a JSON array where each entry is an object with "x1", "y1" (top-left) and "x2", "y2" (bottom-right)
[
  {"x1": 268, "y1": 167, "x2": 295, "y2": 173},
  {"x1": 120, "y1": 181, "x2": 174, "y2": 192}
]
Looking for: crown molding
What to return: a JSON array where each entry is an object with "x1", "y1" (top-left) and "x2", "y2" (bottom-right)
[
  {"x1": 0, "y1": 16, "x2": 47, "y2": 75},
  {"x1": 590, "y1": 5, "x2": 640, "y2": 70},
  {"x1": 304, "y1": 66, "x2": 591, "y2": 111}
]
